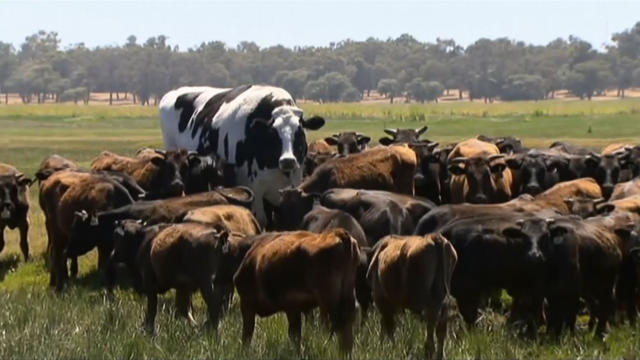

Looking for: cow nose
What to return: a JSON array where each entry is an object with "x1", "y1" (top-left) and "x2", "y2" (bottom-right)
[
  {"x1": 524, "y1": 184, "x2": 542, "y2": 195},
  {"x1": 279, "y1": 158, "x2": 298, "y2": 172},
  {"x1": 602, "y1": 184, "x2": 614, "y2": 196},
  {"x1": 414, "y1": 173, "x2": 425, "y2": 185},
  {"x1": 472, "y1": 194, "x2": 488, "y2": 203},
  {"x1": 528, "y1": 251, "x2": 544, "y2": 262},
  {"x1": 169, "y1": 180, "x2": 184, "y2": 194}
]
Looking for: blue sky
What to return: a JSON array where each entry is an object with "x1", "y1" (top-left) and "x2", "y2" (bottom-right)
[{"x1": 1, "y1": 1, "x2": 639, "y2": 50}]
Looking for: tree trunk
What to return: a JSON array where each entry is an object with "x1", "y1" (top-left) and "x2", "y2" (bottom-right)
[
  {"x1": 4, "y1": 92, "x2": 7, "y2": 104},
  {"x1": 109, "y1": 91, "x2": 113, "y2": 105},
  {"x1": 390, "y1": 96, "x2": 394, "y2": 104},
  {"x1": 124, "y1": 92, "x2": 128, "y2": 100},
  {"x1": 133, "y1": 93, "x2": 137, "y2": 104},
  {"x1": 459, "y1": 89, "x2": 463, "y2": 99},
  {"x1": 116, "y1": 92, "x2": 120, "y2": 100},
  {"x1": 621, "y1": 88, "x2": 625, "y2": 98}
]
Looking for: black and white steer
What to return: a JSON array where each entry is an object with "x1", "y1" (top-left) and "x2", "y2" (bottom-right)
[{"x1": 159, "y1": 85, "x2": 325, "y2": 225}]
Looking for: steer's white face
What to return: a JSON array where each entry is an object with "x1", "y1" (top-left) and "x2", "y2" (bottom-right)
[{"x1": 272, "y1": 105, "x2": 306, "y2": 172}]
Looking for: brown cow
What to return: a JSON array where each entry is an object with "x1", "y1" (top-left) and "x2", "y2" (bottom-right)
[
  {"x1": 34, "y1": 155, "x2": 78, "y2": 182},
  {"x1": 324, "y1": 132, "x2": 371, "y2": 156},
  {"x1": 610, "y1": 177, "x2": 640, "y2": 200},
  {"x1": 300, "y1": 145, "x2": 416, "y2": 195},
  {"x1": 40, "y1": 170, "x2": 135, "y2": 290},
  {"x1": 447, "y1": 139, "x2": 513, "y2": 203},
  {"x1": 597, "y1": 195, "x2": 640, "y2": 215},
  {"x1": 234, "y1": 229, "x2": 360, "y2": 352},
  {"x1": 367, "y1": 234, "x2": 457, "y2": 360},
  {"x1": 91, "y1": 150, "x2": 187, "y2": 199},
  {"x1": 182, "y1": 204, "x2": 261, "y2": 237},
  {"x1": 304, "y1": 139, "x2": 337, "y2": 177},
  {"x1": 0, "y1": 163, "x2": 32, "y2": 261},
  {"x1": 139, "y1": 223, "x2": 230, "y2": 332},
  {"x1": 378, "y1": 126, "x2": 429, "y2": 145}
]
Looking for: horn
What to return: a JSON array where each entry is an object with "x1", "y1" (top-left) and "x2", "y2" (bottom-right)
[
  {"x1": 516, "y1": 219, "x2": 524, "y2": 227},
  {"x1": 427, "y1": 142, "x2": 439, "y2": 151},
  {"x1": 415, "y1": 126, "x2": 429, "y2": 136},
  {"x1": 545, "y1": 218, "x2": 556, "y2": 225},
  {"x1": 154, "y1": 149, "x2": 167, "y2": 156},
  {"x1": 383, "y1": 128, "x2": 397, "y2": 137},
  {"x1": 449, "y1": 157, "x2": 467, "y2": 164},
  {"x1": 586, "y1": 152, "x2": 601, "y2": 161},
  {"x1": 488, "y1": 154, "x2": 505, "y2": 162}
]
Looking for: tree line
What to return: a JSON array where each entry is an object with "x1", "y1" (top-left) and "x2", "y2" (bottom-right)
[{"x1": 1, "y1": 22, "x2": 640, "y2": 105}]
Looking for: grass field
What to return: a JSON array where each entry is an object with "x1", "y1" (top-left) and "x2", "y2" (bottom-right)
[{"x1": 1, "y1": 100, "x2": 640, "y2": 359}]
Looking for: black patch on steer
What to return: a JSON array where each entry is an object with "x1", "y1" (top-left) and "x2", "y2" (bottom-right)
[
  {"x1": 224, "y1": 134, "x2": 229, "y2": 159},
  {"x1": 175, "y1": 91, "x2": 204, "y2": 132},
  {"x1": 194, "y1": 85, "x2": 252, "y2": 154},
  {"x1": 235, "y1": 94, "x2": 297, "y2": 175}
]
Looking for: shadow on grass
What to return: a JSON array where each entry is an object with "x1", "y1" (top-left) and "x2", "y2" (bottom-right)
[
  {"x1": 71, "y1": 265, "x2": 138, "y2": 293},
  {"x1": 0, "y1": 253, "x2": 21, "y2": 281}
]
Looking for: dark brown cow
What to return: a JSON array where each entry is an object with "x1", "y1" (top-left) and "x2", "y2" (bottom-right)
[
  {"x1": 367, "y1": 234, "x2": 457, "y2": 360},
  {"x1": 234, "y1": 229, "x2": 360, "y2": 352},
  {"x1": 324, "y1": 132, "x2": 371, "y2": 156},
  {"x1": 138, "y1": 223, "x2": 230, "y2": 332},
  {"x1": 477, "y1": 135, "x2": 525, "y2": 154},
  {"x1": 0, "y1": 163, "x2": 32, "y2": 261},
  {"x1": 409, "y1": 141, "x2": 443, "y2": 204},
  {"x1": 303, "y1": 139, "x2": 337, "y2": 177},
  {"x1": 300, "y1": 145, "x2": 417, "y2": 195},
  {"x1": 91, "y1": 150, "x2": 187, "y2": 199},
  {"x1": 378, "y1": 126, "x2": 429, "y2": 145},
  {"x1": 447, "y1": 139, "x2": 513, "y2": 203},
  {"x1": 39, "y1": 171, "x2": 134, "y2": 290}
]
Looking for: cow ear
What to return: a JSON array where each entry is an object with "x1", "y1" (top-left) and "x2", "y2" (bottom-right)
[
  {"x1": 74, "y1": 210, "x2": 88, "y2": 221},
  {"x1": 301, "y1": 116, "x2": 325, "y2": 130},
  {"x1": 490, "y1": 163, "x2": 506, "y2": 174},
  {"x1": 585, "y1": 154, "x2": 600, "y2": 168},
  {"x1": 324, "y1": 136, "x2": 339, "y2": 146},
  {"x1": 188, "y1": 156, "x2": 202, "y2": 167},
  {"x1": 596, "y1": 203, "x2": 615, "y2": 215},
  {"x1": 448, "y1": 163, "x2": 465, "y2": 176},
  {"x1": 506, "y1": 157, "x2": 523, "y2": 169},
  {"x1": 15, "y1": 173, "x2": 33, "y2": 186},
  {"x1": 357, "y1": 135, "x2": 371, "y2": 146},
  {"x1": 416, "y1": 126, "x2": 428, "y2": 136},
  {"x1": 502, "y1": 227, "x2": 524, "y2": 240},
  {"x1": 564, "y1": 197, "x2": 575, "y2": 208},
  {"x1": 378, "y1": 137, "x2": 394, "y2": 146},
  {"x1": 149, "y1": 156, "x2": 165, "y2": 167}
]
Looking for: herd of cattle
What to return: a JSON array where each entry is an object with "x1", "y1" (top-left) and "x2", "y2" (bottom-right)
[{"x1": 2, "y1": 84, "x2": 640, "y2": 359}]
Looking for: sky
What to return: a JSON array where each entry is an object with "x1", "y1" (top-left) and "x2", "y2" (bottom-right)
[{"x1": 1, "y1": 0, "x2": 639, "y2": 51}]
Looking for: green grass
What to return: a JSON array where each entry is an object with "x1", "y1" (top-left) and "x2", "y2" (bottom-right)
[{"x1": 1, "y1": 100, "x2": 640, "y2": 359}]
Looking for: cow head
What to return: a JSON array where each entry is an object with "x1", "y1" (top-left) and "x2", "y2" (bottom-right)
[
  {"x1": 585, "y1": 152, "x2": 626, "y2": 198},
  {"x1": 409, "y1": 141, "x2": 441, "y2": 203},
  {"x1": 502, "y1": 217, "x2": 557, "y2": 265},
  {"x1": 35, "y1": 154, "x2": 78, "y2": 182},
  {"x1": 111, "y1": 219, "x2": 146, "y2": 267},
  {"x1": 69, "y1": 210, "x2": 108, "y2": 257},
  {"x1": 324, "y1": 132, "x2": 370, "y2": 157},
  {"x1": 184, "y1": 151, "x2": 226, "y2": 194},
  {"x1": 507, "y1": 152, "x2": 556, "y2": 196},
  {"x1": 379, "y1": 126, "x2": 429, "y2": 145},
  {"x1": 0, "y1": 174, "x2": 30, "y2": 224},
  {"x1": 276, "y1": 187, "x2": 315, "y2": 230},
  {"x1": 304, "y1": 152, "x2": 337, "y2": 177},
  {"x1": 448, "y1": 154, "x2": 508, "y2": 203},
  {"x1": 544, "y1": 154, "x2": 589, "y2": 182},
  {"x1": 140, "y1": 149, "x2": 187, "y2": 199},
  {"x1": 621, "y1": 145, "x2": 640, "y2": 178},
  {"x1": 248, "y1": 105, "x2": 325, "y2": 173},
  {"x1": 564, "y1": 196, "x2": 605, "y2": 218}
]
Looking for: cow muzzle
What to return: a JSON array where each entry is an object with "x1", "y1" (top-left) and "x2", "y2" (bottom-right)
[
  {"x1": 1, "y1": 207, "x2": 11, "y2": 220},
  {"x1": 279, "y1": 158, "x2": 298, "y2": 173}
]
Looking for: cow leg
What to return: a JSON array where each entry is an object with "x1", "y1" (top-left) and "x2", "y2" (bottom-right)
[
  {"x1": 200, "y1": 280, "x2": 219, "y2": 329},
  {"x1": 175, "y1": 288, "x2": 196, "y2": 326},
  {"x1": 379, "y1": 307, "x2": 396, "y2": 340},
  {"x1": 0, "y1": 228, "x2": 4, "y2": 255},
  {"x1": 286, "y1": 311, "x2": 302, "y2": 349},
  {"x1": 240, "y1": 298, "x2": 255, "y2": 346},
  {"x1": 457, "y1": 295, "x2": 480, "y2": 326},
  {"x1": 424, "y1": 307, "x2": 437, "y2": 360},
  {"x1": 69, "y1": 257, "x2": 78, "y2": 278},
  {"x1": 18, "y1": 220, "x2": 29, "y2": 261},
  {"x1": 52, "y1": 246, "x2": 68, "y2": 292},
  {"x1": 144, "y1": 292, "x2": 158, "y2": 334}
]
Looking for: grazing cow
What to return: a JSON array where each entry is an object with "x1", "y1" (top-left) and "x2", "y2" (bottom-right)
[
  {"x1": 91, "y1": 150, "x2": 188, "y2": 199},
  {"x1": 477, "y1": 135, "x2": 525, "y2": 154},
  {"x1": 67, "y1": 187, "x2": 253, "y2": 263},
  {"x1": 324, "y1": 132, "x2": 370, "y2": 156},
  {"x1": 234, "y1": 229, "x2": 360, "y2": 352},
  {"x1": 138, "y1": 223, "x2": 230, "y2": 332},
  {"x1": 159, "y1": 85, "x2": 326, "y2": 225},
  {"x1": 137, "y1": 147, "x2": 229, "y2": 193},
  {"x1": 321, "y1": 188, "x2": 435, "y2": 245},
  {"x1": 34, "y1": 155, "x2": 78, "y2": 182},
  {"x1": 300, "y1": 146, "x2": 417, "y2": 196},
  {"x1": 447, "y1": 139, "x2": 513, "y2": 203},
  {"x1": 610, "y1": 177, "x2": 640, "y2": 200},
  {"x1": 367, "y1": 234, "x2": 457, "y2": 360},
  {"x1": 182, "y1": 204, "x2": 261, "y2": 237},
  {"x1": 378, "y1": 126, "x2": 429, "y2": 145},
  {"x1": 40, "y1": 171, "x2": 134, "y2": 290},
  {"x1": 0, "y1": 164, "x2": 32, "y2": 261}
]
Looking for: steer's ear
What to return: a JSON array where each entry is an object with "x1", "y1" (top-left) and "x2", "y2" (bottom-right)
[
  {"x1": 505, "y1": 157, "x2": 523, "y2": 169},
  {"x1": 416, "y1": 126, "x2": 429, "y2": 136},
  {"x1": 596, "y1": 203, "x2": 616, "y2": 215},
  {"x1": 447, "y1": 162, "x2": 466, "y2": 176},
  {"x1": 149, "y1": 156, "x2": 166, "y2": 167},
  {"x1": 301, "y1": 116, "x2": 325, "y2": 130},
  {"x1": 502, "y1": 227, "x2": 524, "y2": 240},
  {"x1": 378, "y1": 137, "x2": 394, "y2": 146},
  {"x1": 15, "y1": 173, "x2": 33, "y2": 186},
  {"x1": 357, "y1": 134, "x2": 371, "y2": 146},
  {"x1": 324, "y1": 136, "x2": 339, "y2": 146}
]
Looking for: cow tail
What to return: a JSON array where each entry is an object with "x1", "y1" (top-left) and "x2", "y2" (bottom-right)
[{"x1": 436, "y1": 233, "x2": 456, "y2": 322}]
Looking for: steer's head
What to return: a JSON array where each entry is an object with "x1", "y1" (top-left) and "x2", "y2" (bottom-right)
[
  {"x1": 0, "y1": 174, "x2": 30, "y2": 223},
  {"x1": 324, "y1": 132, "x2": 370, "y2": 157},
  {"x1": 379, "y1": 126, "x2": 429, "y2": 145},
  {"x1": 448, "y1": 154, "x2": 507, "y2": 203},
  {"x1": 507, "y1": 152, "x2": 552, "y2": 196},
  {"x1": 585, "y1": 152, "x2": 625, "y2": 198},
  {"x1": 502, "y1": 217, "x2": 556, "y2": 265},
  {"x1": 248, "y1": 105, "x2": 325, "y2": 173}
]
